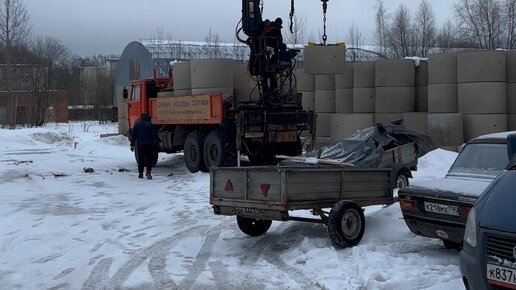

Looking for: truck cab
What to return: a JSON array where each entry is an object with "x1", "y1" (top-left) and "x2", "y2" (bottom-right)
[{"x1": 125, "y1": 77, "x2": 171, "y2": 129}]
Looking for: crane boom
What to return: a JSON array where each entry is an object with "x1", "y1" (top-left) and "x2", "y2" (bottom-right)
[{"x1": 239, "y1": 0, "x2": 329, "y2": 108}]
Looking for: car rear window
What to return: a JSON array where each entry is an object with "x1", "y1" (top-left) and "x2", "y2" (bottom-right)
[{"x1": 448, "y1": 143, "x2": 508, "y2": 177}]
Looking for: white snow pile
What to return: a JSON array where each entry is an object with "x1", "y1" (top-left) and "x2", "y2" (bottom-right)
[
  {"x1": 30, "y1": 131, "x2": 75, "y2": 146},
  {"x1": 0, "y1": 122, "x2": 466, "y2": 290}
]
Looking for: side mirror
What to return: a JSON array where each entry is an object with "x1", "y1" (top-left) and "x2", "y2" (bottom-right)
[{"x1": 123, "y1": 87, "x2": 128, "y2": 100}]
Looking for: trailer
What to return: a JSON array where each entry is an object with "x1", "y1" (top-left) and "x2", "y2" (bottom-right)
[{"x1": 210, "y1": 164, "x2": 404, "y2": 248}]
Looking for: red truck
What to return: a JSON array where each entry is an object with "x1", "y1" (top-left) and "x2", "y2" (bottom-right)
[{"x1": 123, "y1": 72, "x2": 314, "y2": 173}]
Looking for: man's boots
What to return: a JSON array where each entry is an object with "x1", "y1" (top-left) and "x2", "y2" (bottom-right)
[
  {"x1": 138, "y1": 172, "x2": 143, "y2": 179},
  {"x1": 145, "y1": 170, "x2": 152, "y2": 180}
]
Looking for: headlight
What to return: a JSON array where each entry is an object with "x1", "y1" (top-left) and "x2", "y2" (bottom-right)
[{"x1": 463, "y1": 208, "x2": 477, "y2": 247}]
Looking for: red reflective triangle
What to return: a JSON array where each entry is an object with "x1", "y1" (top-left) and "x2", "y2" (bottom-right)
[
  {"x1": 225, "y1": 179, "x2": 234, "y2": 192},
  {"x1": 260, "y1": 184, "x2": 270, "y2": 197}
]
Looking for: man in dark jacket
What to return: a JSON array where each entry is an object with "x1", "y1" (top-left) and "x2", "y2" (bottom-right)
[{"x1": 130, "y1": 112, "x2": 161, "y2": 179}]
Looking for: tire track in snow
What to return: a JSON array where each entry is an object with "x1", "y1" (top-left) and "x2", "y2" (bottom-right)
[
  {"x1": 82, "y1": 226, "x2": 208, "y2": 289},
  {"x1": 238, "y1": 222, "x2": 326, "y2": 289},
  {"x1": 176, "y1": 220, "x2": 232, "y2": 289}
]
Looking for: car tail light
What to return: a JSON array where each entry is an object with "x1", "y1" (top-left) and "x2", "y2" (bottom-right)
[
  {"x1": 459, "y1": 206, "x2": 471, "y2": 218},
  {"x1": 399, "y1": 199, "x2": 417, "y2": 211}
]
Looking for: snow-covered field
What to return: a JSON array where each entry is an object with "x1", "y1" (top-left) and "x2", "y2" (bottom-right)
[{"x1": 0, "y1": 122, "x2": 465, "y2": 290}]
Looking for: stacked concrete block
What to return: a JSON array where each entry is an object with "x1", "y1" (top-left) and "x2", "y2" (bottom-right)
[
  {"x1": 428, "y1": 53, "x2": 458, "y2": 112},
  {"x1": 375, "y1": 59, "x2": 416, "y2": 124},
  {"x1": 304, "y1": 45, "x2": 347, "y2": 75},
  {"x1": 314, "y1": 75, "x2": 336, "y2": 113},
  {"x1": 233, "y1": 62, "x2": 259, "y2": 102},
  {"x1": 416, "y1": 61, "x2": 428, "y2": 112},
  {"x1": 316, "y1": 113, "x2": 332, "y2": 137},
  {"x1": 329, "y1": 113, "x2": 374, "y2": 143},
  {"x1": 117, "y1": 102, "x2": 129, "y2": 135},
  {"x1": 457, "y1": 51, "x2": 507, "y2": 141},
  {"x1": 191, "y1": 59, "x2": 234, "y2": 98},
  {"x1": 508, "y1": 52, "x2": 516, "y2": 130},
  {"x1": 402, "y1": 112, "x2": 428, "y2": 134},
  {"x1": 297, "y1": 68, "x2": 316, "y2": 112},
  {"x1": 173, "y1": 61, "x2": 192, "y2": 96},
  {"x1": 334, "y1": 63, "x2": 354, "y2": 113},
  {"x1": 463, "y1": 114, "x2": 507, "y2": 142},
  {"x1": 427, "y1": 113, "x2": 464, "y2": 150},
  {"x1": 353, "y1": 62, "x2": 375, "y2": 113}
]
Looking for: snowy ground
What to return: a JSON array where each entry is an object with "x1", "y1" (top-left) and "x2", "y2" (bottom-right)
[{"x1": 0, "y1": 122, "x2": 465, "y2": 290}]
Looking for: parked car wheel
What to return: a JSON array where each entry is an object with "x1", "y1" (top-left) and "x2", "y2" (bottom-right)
[
  {"x1": 327, "y1": 200, "x2": 365, "y2": 248},
  {"x1": 236, "y1": 216, "x2": 272, "y2": 236}
]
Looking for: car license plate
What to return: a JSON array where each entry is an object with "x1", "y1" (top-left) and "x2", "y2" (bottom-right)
[
  {"x1": 487, "y1": 264, "x2": 516, "y2": 289},
  {"x1": 424, "y1": 202, "x2": 460, "y2": 216}
]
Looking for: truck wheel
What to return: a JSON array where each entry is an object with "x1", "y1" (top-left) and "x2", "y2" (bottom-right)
[
  {"x1": 327, "y1": 200, "x2": 365, "y2": 249},
  {"x1": 204, "y1": 130, "x2": 236, "y2": 169},
  {"x1": 236, "y1": 216, "x2": 272, "y2": 236},
  {"x1": 184, "y1": 131, "x2": 207, "y2": 173},
  {"x1": 396, "y1": 171, "x2": 410, "y2": 189}
]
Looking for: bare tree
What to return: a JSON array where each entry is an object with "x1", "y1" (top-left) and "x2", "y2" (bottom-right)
[
  {"x1": 30, "y1": 36, "x2": 71, "y2": 126},
  {"x1": 375, "y1": 0, "x2": 390, "y2": 57},
  {"x1": 348, "y1": 22, "x2": 364, "y2": 49},
  {"x1": 414, "y1": 0, "x2": 436, "y2": 57},
  {"x1": 437, "y1": 20, "x2": 458, "y2": 52},
  {"x1": 389, "y1": 4, "x2": 415, "y2": 58},
  {"x1": 284, "y1": 14, "x2": 308, "y2": 45},
  {"x1": 204, "y1": 27, "x2": 221, "y2": 58},
  {"x1": 454, "y1": 0, "x2": 503, "y2": 49},
  {"x1": 0, "y1": 0, "x2": 30, "y2": 51},
  {"x1": 503, "y1": 0, "x2": 516, "y2": 49}
]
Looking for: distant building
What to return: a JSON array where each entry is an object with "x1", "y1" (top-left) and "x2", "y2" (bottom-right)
[
  {"x1": 0, "y1": 64, "x2": 68, "y2": 127},
  {"x1": 76, "y1": 58, "x2": 119, "y2": 122}
]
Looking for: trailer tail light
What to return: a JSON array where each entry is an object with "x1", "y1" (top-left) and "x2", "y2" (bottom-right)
[
  {"x1": 399, "y1": 198, "x2": 417, "y2": 211},
  {"x1": 459, "y1": 206, "x2": 471, "y2": 219}
]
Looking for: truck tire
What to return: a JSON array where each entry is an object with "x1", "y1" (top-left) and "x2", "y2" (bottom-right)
[
  {"x1": 236, "y1": 216, "x2": 272, "y2": 236},
  {"x1": 327, "y1": 200, "x2": 365, "y2": 248},
  {"x1": 204, "y1": 130, "x2": 236, "y2": 169},
  {"x1": 184, "y1": 131, "x2": 207, "y2": 173}
]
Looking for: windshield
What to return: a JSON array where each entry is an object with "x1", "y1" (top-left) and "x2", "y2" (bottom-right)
[{"x1": 448, "y1": 143, "x2": 508, "y2": 177}]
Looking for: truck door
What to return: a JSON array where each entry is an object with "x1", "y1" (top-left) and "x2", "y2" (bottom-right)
[{"x1": 127, "y1": 84, "x2": 142, "y2": 128}]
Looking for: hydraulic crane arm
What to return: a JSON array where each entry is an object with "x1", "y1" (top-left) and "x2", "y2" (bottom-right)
[{"x1": 239, "y1": 0, "x2": 329, "y2": 108}]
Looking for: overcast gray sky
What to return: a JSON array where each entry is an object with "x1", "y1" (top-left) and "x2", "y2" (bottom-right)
[{"x1": 26, "y1": 0, "x2": 455, "y2": 56}]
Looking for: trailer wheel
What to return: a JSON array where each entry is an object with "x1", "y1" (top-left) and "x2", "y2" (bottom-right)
[
  {"x1": 184, "y1": 131, "x2": 207, "y2": 173},
  {"x1": 327, "y1": 201, "x2": 365, "y2": 249},
  {"x1": 396, "y1": 171, "x2": 410, "y2": 189},
  {"x1": 204, "y1": 130, "x2": 236, "y2": 169},
  {"x1": 236, "y1": 216, "x2": 272, "y2": 236}
]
